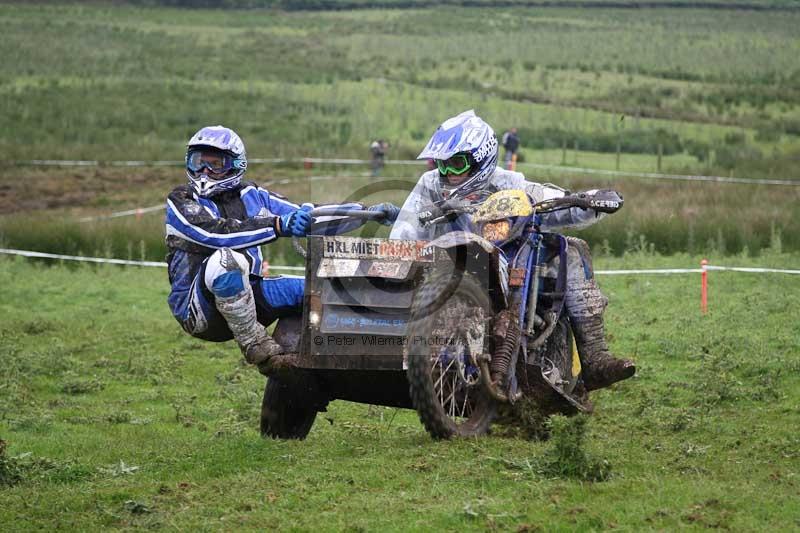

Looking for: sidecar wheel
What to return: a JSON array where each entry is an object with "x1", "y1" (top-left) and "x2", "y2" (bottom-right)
[
  {"x1": 260, "y1": 376, "x2": 319, "y2": 440},
  {"x1": 406, "y1": 272, "x2": 496, "y2": 439}
]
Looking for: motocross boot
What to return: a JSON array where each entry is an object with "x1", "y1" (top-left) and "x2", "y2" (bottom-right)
[
  {"x1": 571, "y1": 312, "x2": 635, "y2": 391},
  {"x1": 563, "y1": 238, "x2": 634, "y2": 391},
  {"x1": 241, "y1": 335, "x2": 284, "y2": 367},
  {"x1": 212, "y1": 250, "x2": 284, "y2": 371}
]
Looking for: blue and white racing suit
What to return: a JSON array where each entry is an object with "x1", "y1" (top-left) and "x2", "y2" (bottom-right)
[{"x1": 165, "y1": 181, "x2": 362, "y2": 341}]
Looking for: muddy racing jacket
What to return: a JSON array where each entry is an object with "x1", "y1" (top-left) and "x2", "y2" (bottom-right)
[
  {"x1": 165, "y1": 181, "x2": 363, "y2": 280},
  {"x1": 389, "y1": 167, "x2": 609, "y2": 241}
]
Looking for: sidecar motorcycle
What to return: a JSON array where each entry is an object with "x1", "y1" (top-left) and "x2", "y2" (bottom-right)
[{"x1": 261, "y1": 190, "x2": 618, "y2": 439}]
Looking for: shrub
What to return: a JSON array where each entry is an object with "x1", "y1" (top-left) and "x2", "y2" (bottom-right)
[
  {"x1": 540, "y1": 415, "x2": 611, "y2": 482},
  {"x1": 516, "y1": 126, "x2": 683, "y2": 155}
]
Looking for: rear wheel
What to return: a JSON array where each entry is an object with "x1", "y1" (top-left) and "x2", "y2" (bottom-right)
[
  {"x1": 406, "y1": 272, "x2": 496, "y2": 439},
  {"x1": 260, "y1": 375, "x2": 320, "y2": 439}
]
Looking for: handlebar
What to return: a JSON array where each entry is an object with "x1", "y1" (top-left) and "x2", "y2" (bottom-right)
[
  {"x1": 417, "y1": 190, "x2": 622, "y2": 225},
  {"x1": 310, "y1": 208, "x2": 386, "y2": 221},
  {"x1": 535, "y1": 191, "x2": 622, "y2": 214},
  {"x1": 291, "y1": 208, "x2": 386, "y2": 259},
  {"x1": 417, "y1": 199, "x2": 476, "y2": 225},
  {"x1": 533, "y1": 196, "x2": 589, "y2": 213}
]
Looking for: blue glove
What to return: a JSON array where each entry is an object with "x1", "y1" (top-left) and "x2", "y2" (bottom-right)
[
  {"x1": 367, "y1": 203, "x2": 400, "y2": 226},
  {"x1": 279, "y1": 205, "x2": 313, "y2": 237}
]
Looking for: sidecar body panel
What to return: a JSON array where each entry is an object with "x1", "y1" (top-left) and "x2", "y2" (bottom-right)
[
  {"x1": 297, "y1": 236, "x2": 430, "y2": 373},
  {"x1": 296, "y1": 236, "x2": 496, "y2": 375}
]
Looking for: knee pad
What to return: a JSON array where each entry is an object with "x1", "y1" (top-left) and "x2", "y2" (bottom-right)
[
  {"x1": 204, "y1": 248, "x2": 250, "y2": 297},
  {"x1": 566, "y1": 279, "x2": 608, "y2": 318},
  {"x1": 566, "y1": 236, "x2": 594, "y2": 283}
]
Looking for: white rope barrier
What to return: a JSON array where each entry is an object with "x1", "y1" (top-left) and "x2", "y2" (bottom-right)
[
  {"x1": 12, "y1": 157, "x2": 799, "y2": 186},
  {"x1": 1, "y1": 248, "x2": 798, "y2": 275},
  {"x1": 79, "y1": 204, "x2": 166, "y2": 222},
  {"x1": 76, "y1": 175, "x2": 363, "y2": 222},
  {"x1": 595, "y1": 268, "x2": 703, "y2": 275},
  {"x1": 518, "y1": 162, "x2": 800, "y2": 186},
  {"x1": 0, "y1": 248, "x2": 305, "y2": 271},
  {"x1": 597, "y1": 267, "x2": 800, "y2": 275},
  {"x1": 704, "y1": 265, "x2": 800, "y2": 274},
  {"x1": 0, "y1": 248, "x2": 167, "y2": 268}
]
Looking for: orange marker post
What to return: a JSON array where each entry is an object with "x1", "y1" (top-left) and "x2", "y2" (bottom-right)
[{"x1": 700, "y1": 258, "x2": 708, "y2": 314}]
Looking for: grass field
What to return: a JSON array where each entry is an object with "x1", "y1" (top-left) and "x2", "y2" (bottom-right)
[{"x1": 1, "y1": 253, "x2": 798, "y2": 530}]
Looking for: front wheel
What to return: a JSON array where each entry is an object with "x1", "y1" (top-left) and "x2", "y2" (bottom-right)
[{"x1": 406, "y1": 272, "x2": 496, "y2": 439}]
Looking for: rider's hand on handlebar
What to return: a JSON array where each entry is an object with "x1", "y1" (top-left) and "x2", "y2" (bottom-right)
[
  {"x1": 418, "y1": 198, "x2": 473, "y2": 225},
  {"x1": 418, "y1": 204, "x2": 444, "y2": 225},
  {"x1": 278, "y1": 204, "x2": 314, "y2": 237},
  {"x1": 576, "y1": 189, "x2": 624, "y2": 214},
  {"x1": 367, "y1": 202, "x2": 400, "y2": 226}
]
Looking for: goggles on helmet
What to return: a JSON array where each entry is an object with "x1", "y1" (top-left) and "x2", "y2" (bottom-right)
[
  {"x1": 436, "y1": 154, "x2": 472, "y2": 176},
  {"x1": 187, "y1": 149, "x2": 240, "y2": 177}
]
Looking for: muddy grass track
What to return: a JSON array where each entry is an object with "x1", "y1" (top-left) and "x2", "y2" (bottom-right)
[{"x1": 1, "y1": 254, "x2": 798, "y2": 529}]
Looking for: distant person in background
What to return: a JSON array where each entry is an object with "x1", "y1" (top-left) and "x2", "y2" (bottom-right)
[
  {"x1": 370, "y1": 139, "x2": 389, "y2": 177},
  {"x1": 501, "y1": 127, "x2": 520, "y2": 170},
  {"x1": 165, "y1": 126, "x2": 399, "y2": 374}
]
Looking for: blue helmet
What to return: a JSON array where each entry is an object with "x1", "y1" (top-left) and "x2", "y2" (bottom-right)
[
  {"x1": 417, "y1": 110, "x2": 498, "y2": 199},
  {"x1": 186, "y1": 125, "x2": 247, "y2": 197}
]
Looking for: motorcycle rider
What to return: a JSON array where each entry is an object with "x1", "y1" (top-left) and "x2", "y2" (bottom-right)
[
  {"x1": 390, "y1": 110, "x2": 634, "y2": 390},
  {"x1": 166, "y1": 125, "x2": 399, "y2": 373}
]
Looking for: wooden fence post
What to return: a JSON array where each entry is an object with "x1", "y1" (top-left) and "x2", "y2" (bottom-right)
[{"x1": 657, "y1": 143, "x2": 663, "y2": 172}]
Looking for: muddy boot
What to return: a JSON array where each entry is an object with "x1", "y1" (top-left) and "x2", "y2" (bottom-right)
[
  {"x1": 211, "y1": 250, "x2": 284, "y2": 369},
  {"x1": 571, "y1": 313, "x2": 635, "y2": 391},
  {"x1": 241, "y1": 335, "x2": 284, "y2": 366},
  {"x1": 563, "y1": 249, "x2": 635, "y2": 392}
]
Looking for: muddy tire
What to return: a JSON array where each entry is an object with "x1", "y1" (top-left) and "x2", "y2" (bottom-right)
[
  {"x1": 406, "y1": 272, "x2": 496, "y2": 439},
  {"x1": 260, "y1": 376, "x2": 319, "y2": 440}
]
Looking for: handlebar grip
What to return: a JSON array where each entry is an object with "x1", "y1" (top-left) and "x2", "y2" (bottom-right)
[
  {"x1": 586, "y1": 190, "x2": 624, "y2": 213},
  {"x1": 417, "y1": 207, "x2": 444, "y2": 225}
]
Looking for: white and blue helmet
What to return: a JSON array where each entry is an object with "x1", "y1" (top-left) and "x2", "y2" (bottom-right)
[
  {"x1": 186, "y1": 125, "x2": 248, "y2": 197},
  {"x1": 417, "y1": 110, "x2": 498, "y2": 199}
]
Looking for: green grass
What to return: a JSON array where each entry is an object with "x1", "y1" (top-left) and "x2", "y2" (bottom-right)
[
  {"x1": 123, "y1": 0, "x2": 800, "y2": 8},
  {"x1": 1, "y1": 4, "x2": 799, "y2": 164},
  {"x1": 1, "y1": 253, "x2": 798, "y2": 529},
  {"x1": 3, "y1": 168, "x2": 800, "y2": 258}
]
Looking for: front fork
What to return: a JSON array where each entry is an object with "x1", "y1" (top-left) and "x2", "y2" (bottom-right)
[
  {"x1": 524, "y1": 234, "x2": 544, "y2": 336},
  {"x1": 480, "y1": 231, "x2": 544, "y2": 403}
]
